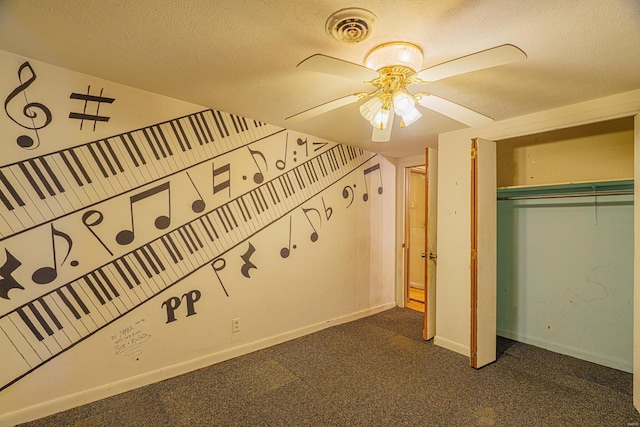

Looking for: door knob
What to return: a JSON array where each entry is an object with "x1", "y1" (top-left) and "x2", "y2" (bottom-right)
[{"x1": 421, "y1": 253, "x2": 437, "y2": 259}]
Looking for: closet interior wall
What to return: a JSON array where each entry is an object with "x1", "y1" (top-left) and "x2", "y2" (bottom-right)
[{"x1": 496, "y1": 117, "x2": 635, "y2": 372}]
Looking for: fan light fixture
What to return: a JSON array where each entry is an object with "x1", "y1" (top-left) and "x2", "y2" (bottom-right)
[
  {"x1": 287, "y1": 43, "x2": 526, "y2": 142},
  {"x1": 359, "y1": 42, "x2": 424, "y2": 131}
]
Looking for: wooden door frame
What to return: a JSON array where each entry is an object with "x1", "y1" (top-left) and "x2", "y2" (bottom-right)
[
  {"x1": 423, "y1": 150, "x2": 430, "y2": 340},
  {"x1": 634, "y1": 113, "x2": 639, "y2": 411}
]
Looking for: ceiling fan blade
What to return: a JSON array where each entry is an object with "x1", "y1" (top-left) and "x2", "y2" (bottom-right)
[
  {"x1": 417, "y1": 94, "x2": 493, "y2": 128},
  {"x1": 416, "y1": 44, "x2": 526, "y2": 82},
  {"x1": 285, "y1": 94, "x2": 362, "y2": 123},
  {"x1": 371, "y1": 109, "x2": 395, "y2": 142},
  {"x1": 298, "y1": 54, "x2": 380, "y2": 81}
]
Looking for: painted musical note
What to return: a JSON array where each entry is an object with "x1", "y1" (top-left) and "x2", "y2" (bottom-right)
[
  {"x1": 313, "y1": 141, "x2": 328, "y2": 152},
  {"x1": 32, "y1": 224, "x2": 79, "y2": 285},
  {"x1": 240, "y1": 242, "x2": 257, "y2": 278},
  {"x1": 243, "y1": 147, "x2": 267, "y2": 184},
  {"x1": 69, "y1": 86, "x2": 115, "y2": 131},
  {"x1": 186, "y1": 171, "x2": 206, "y2": 213},
  {"x1": 297, "y1": 137, "x2": 308, "y2": 157},
  {"x1": 342, "y1": 185, "x2": 355, "y2": 208},
  {"x1": 362, "y1": 163, "x2": 383, "y2": 202},
  {"x1": 116, "y1": 182, "x2": 171, "y2": 245},
  {"x1": 321, "y1": 197, "x2": 333, "y2": 221},
  {"x1": 280, "y1": 216, "x2": 296, "y2": 258},
  {"x1": 4, "y1": 61, "x2": 53, "y2": 149},
  {"x1": 302, "y1": 207, "x2": 321, "y2": 242},
  {"x1": 211, "y1": 258, "x2": 229, "y2": 297},
  {"x1": 276, "y1": 134, "x2": 289, "y2": 170},
  {"x1": 212, "y1": 162, "x2": 231, "y2": 197},
  {"x1": 0, "y1": 249, "x2": 24, "y2": 300},
  {"x1": 82, "y1": 209, "x2": 114, "y2": 256}
]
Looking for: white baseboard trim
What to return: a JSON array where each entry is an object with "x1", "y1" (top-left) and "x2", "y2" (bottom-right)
[
  {"x1": 497, "y1": 328, "x2": 632, "y2": 373},
  {"x1": 434, "y1": 335, "x2": 469, "y2": 357},
  {"x1": 1, "y1": 302, "x2": 396, "y2": 426}
]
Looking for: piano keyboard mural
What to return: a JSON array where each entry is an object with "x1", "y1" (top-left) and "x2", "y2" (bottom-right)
[{"x1": 0, "y1": 54, "x2": 385, "y2": 394}]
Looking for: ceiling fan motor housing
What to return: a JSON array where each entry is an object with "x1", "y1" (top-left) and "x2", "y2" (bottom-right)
[{"x1": 365, "y1": 42, "x2": 424, "y2": 72}]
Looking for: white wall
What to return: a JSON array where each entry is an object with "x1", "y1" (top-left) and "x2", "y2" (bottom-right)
[{"x1": 0, "y1": 50, "x2": 396, "y2": 425}]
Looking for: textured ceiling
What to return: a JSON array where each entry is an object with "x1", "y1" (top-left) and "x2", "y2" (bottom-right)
[{"x1": 0, "y1": 0, "x2": 638, "y2": 158}]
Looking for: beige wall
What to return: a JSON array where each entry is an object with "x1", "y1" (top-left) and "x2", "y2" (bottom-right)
[
  {"x1": 0, "y1": 49, "x2": 397, "y2": 424},
  {"x1": 408, "y1": 169, "x2": 425, "y2": 288},
  {"x1": 497, "y1": 117, "x2": 634, "y2": 187}
]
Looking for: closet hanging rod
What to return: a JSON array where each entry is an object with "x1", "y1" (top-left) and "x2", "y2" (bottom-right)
[{"x1": 497, "y1": 189, "x2": 634, "y2": 201}]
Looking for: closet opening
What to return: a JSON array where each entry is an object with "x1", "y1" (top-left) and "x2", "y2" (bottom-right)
[{"x1": 495, "y1": 116, "x2": 634, "y2": 372}]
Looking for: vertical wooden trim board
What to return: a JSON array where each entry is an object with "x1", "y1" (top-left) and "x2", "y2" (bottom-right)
[
  {"x1": 634, "y1": 113, "x2": 640, "y2": 412},
  {"x1": 403, "y1": 168, "x2": 411, "y2": 307},
  {"x1": 424, "y1": 147, "x2": 438, "y2": 341},
  {"x1": 470, "y1": 139, "x2": 479, "y2": 367},
  {"x1": 423, "y1": 149, "x2": 430, "y2": 339}
]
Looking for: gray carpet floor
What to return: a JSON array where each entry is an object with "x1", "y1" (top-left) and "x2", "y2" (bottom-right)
[{"x1": 19, "y1": 307, "x2": 640, "y2": 426}]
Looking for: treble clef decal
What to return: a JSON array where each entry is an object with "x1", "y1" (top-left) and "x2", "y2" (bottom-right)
[{"x1": 4, "y1": 61, "x2": 53, "y2": 149}]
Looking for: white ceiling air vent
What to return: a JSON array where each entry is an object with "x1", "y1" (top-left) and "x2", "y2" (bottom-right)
[{"x1": 325, "y1": 8, "x2": 377, "y2": 44}]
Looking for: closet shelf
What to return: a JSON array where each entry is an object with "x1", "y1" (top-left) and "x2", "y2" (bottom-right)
[{"x1": 497, "y1": 179, "x2": 633, "y2": 200}]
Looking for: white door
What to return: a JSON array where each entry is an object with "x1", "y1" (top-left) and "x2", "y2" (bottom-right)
[{"x1": 470, "y1": 138, "x2": 497, "y2": 368}]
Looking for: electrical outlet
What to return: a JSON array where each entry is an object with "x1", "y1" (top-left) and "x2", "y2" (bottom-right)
[{"x1": 231, "y1": 318, "x2": 240, "y2": 333}]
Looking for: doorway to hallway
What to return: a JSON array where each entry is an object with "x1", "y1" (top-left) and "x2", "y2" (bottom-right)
[
  {"x1": 405, "y1": 166, "x2": 426, "y2": 313},
  {"x1": 401, "y1": 147, "x2": 437, "y2": 340}
]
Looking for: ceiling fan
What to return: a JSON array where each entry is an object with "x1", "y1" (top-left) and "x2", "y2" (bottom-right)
[{"x1": 286, "y1": 43, "x2": 526, "y2": 142}]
